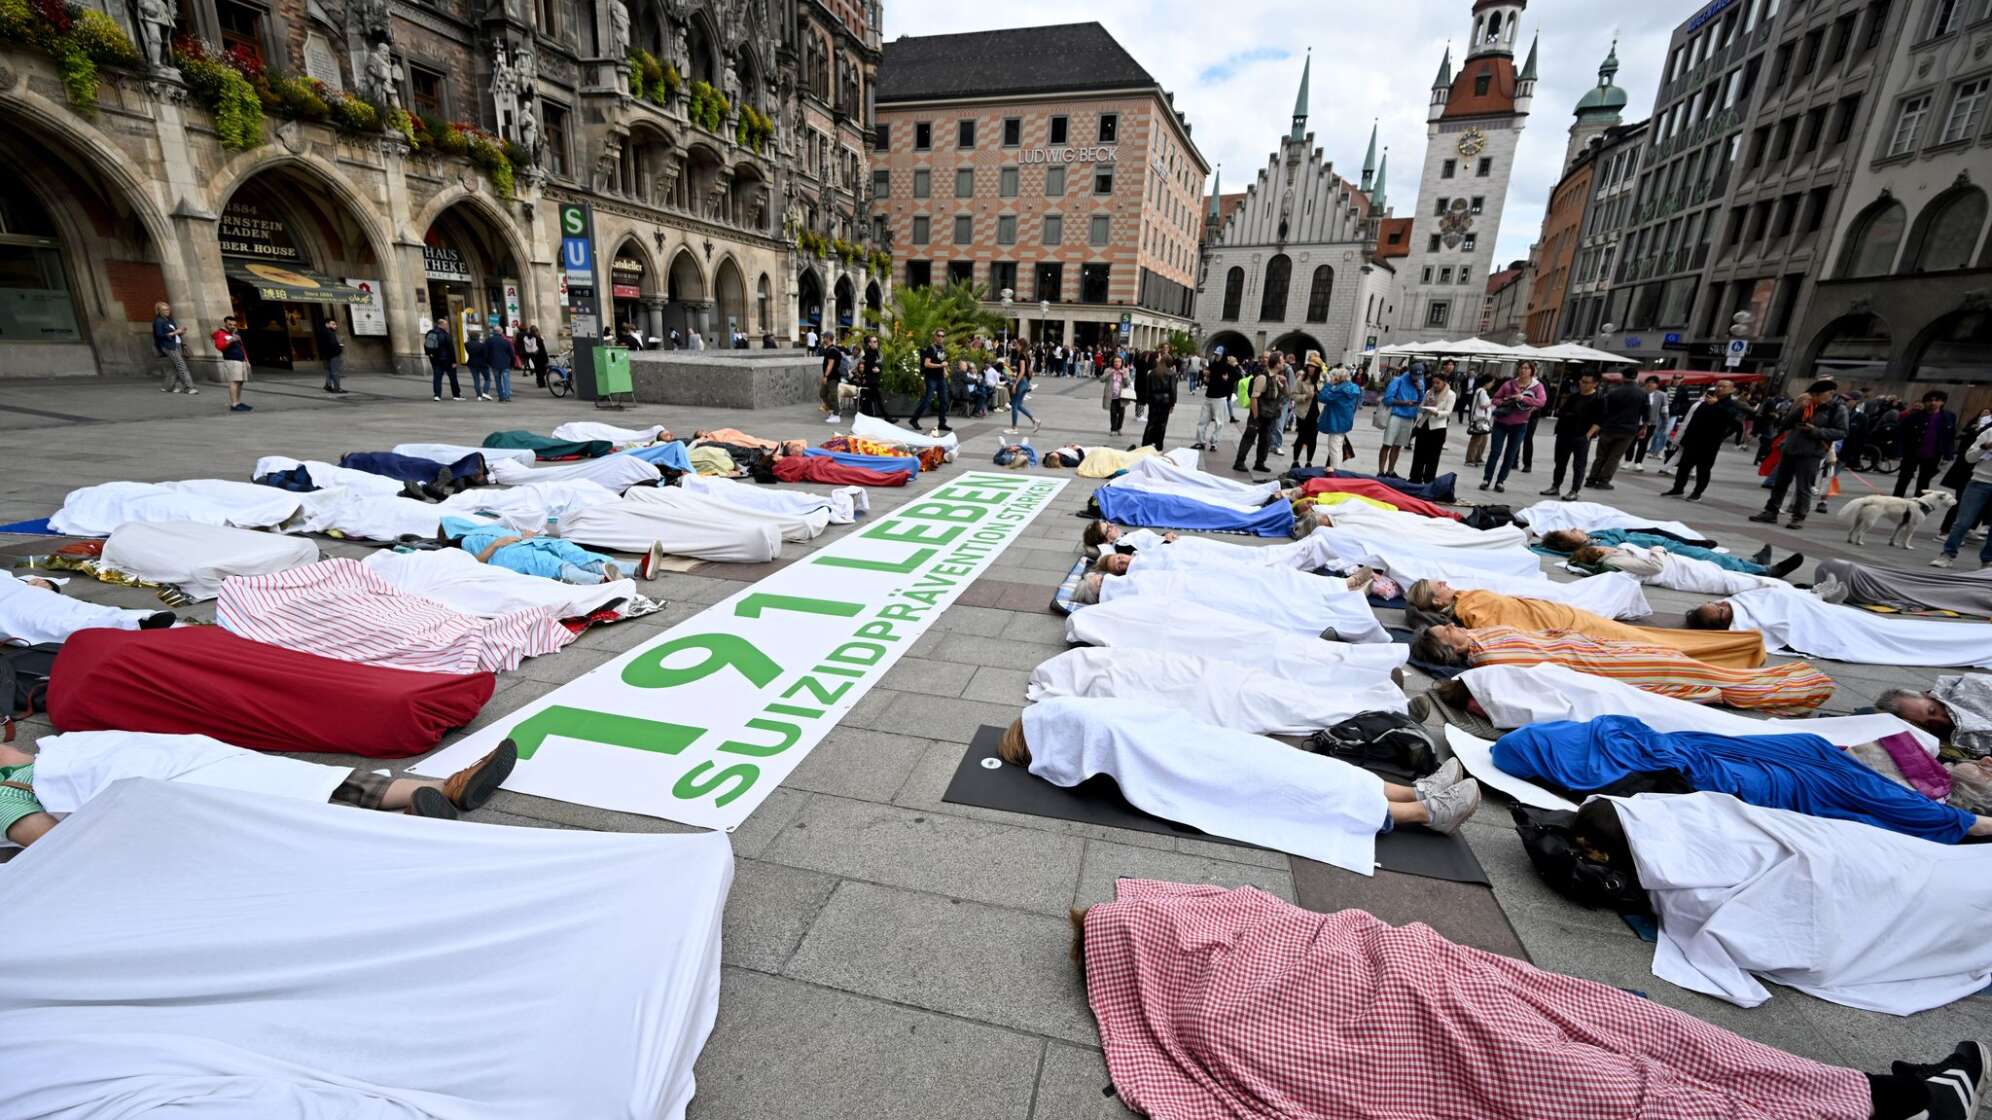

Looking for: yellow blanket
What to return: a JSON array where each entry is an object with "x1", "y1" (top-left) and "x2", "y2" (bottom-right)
[{"x1": 1076, "y1": 446, "x2": 1164, "y2": 479}]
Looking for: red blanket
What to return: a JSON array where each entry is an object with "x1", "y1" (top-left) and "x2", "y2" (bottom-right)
[
  {"x1": 1084, "y1": 881, "x2": 1867, "y2": 1120},
  {"x1": 47, "y1": 627, "x2": 494, "y2": 758},
  {"x1": 1299, "y1": 477, "x2": 1462, "y2": 520},
  {"x1": 772, "y1": 455, "x2": 911, "y2": 487}
]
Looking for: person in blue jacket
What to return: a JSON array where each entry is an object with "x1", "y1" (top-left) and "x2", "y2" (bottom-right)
[
  {"x1": 1376, "y1": 362, "x2": 1426, "y2": 478},
  {"x1": 1315, "y1": 365, "x2": 1364, "y2": 475},
  {"x1": 484, "y1": 320, "x2": 516, "y2": 403}
]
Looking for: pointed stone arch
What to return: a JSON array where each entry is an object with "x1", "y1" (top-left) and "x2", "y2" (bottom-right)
[{"x1": 713, "y1": 252, "x2": 748, "y2": 338}]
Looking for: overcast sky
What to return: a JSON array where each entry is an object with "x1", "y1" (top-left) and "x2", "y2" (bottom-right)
[{"x1": 883, "y1": 0, "x2": 1695, "y2": 273}]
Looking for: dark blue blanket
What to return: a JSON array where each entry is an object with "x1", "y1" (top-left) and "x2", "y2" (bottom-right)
[
  {"x1": 1287, "y1": 467, "x2": 1456, "y2": 504},
  {"x1": 1492, "y1": 716, "x2": 1974, "y2": 843},
  {"x1": 1095, "y1": 488, "x2": 1294, "y2": 538},
  {"x1": 339, "y1": 451, "x2": 487, "y2": 485}
]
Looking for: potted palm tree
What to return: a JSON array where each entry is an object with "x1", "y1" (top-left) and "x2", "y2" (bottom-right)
[{"x1": 866, "y1": 280, "x2": 1007, "y2": 415}]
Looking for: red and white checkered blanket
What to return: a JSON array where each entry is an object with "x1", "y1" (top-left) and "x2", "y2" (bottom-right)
[
  {"x1": 1082, "y1": 881, "x2": 1869, "y2": 1120},
  {"x1": 218, "y1": 558, "x2": 573, "y2": 675}
]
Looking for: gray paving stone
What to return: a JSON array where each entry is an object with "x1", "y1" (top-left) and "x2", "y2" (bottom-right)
[
  {"x1": 927, "y1": 632, "x2": 1070, "y2": 670},
  {"x1": 785, "y1": 881, "x2": 1098, "y2": 1044},
  {"x1": 845, "y1": 689, "x2": 1025, "y2": 743},
  {"x1": 690, "y1": 968, "x2": 1041, "y2": 1120},
  {"x1": 962, "y1": 665, "x2": 1033, "y2": 704},
  {"x1": 721, "y1": 858, "x2": 840, "y2": 973},
  {"x1": 997, "y1": 611, "x2": 1074, "y2": 644},
  {"x1": 509, "y1": 643, "x2": 622, "y2": 684},
  {"x1": 1169, "y1": 834, "x2": 1295, "y2": 871},
  {"x1": 876, "y1": 656, "x2": 977, "y2": 697},
  {"x1": 1074, "y1": 839, "x2": 1295, "y2": 908},
  {"x1": 783, "y1": 726, "x2": 938, "y2": 804},
  {"x1": 1032, "y1": 1044, "x2": 1139, "y2": 1120},
  {"x1": 763, "y1": 794, "x2": 1084, "y2": 914}
]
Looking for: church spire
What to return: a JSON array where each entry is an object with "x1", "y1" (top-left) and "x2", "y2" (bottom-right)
[
  {"x1": 1290, "y1": 49, "x2": 1311, "y2": 140},
  {"x1": 1369, "y1": 148, "x2": 1388, "y2": 211},
  {"x1": 1432, "y1": 44, "x2": 1453, "y2": 91},
  {"x1": 1206, "y1": 164, "x2": 1222, "y2": 219},
  {"x1": 1519, "y1": 31, "x2": 1539, "y2": 81},
  {"x1": 1360, "y1": 120, "x2": 1378, "y2": 191}
]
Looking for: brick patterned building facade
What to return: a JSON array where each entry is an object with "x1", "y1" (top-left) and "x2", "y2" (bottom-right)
[
  {"x1": 0, "y1": 0, "x2": 880, "y2": 379},
  {"x1": 872, "y1": 23, "x2": 1207, "y2": 350}
]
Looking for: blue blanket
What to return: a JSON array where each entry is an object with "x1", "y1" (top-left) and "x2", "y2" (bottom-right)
[
  {"x1": 1288, "y1": 467, "x2": 1456, "y2": 504},
  {"x1": 622, "y1": 441, "x2": 693, "y2": 474},
  {"x1": 1094, "y1": 488, "x2": 1294, "y2": 539},
  {"x1": 803, "y1": 448, "x2": 918, "y2": 475},
  {"x1": 339, "y1": 451, "x2": 486, "y2": 485},
  {"x1": 1492, "y1": 716, "x2": 1974, "y2": 844}
]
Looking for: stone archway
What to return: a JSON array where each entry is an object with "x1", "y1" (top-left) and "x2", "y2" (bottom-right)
[
  {"x1": 1206, "y1": 329, "x2": 1253, "y2": 358},
  {"x1": 833, "y1": 274, "x2": 856, "y2": 332},
  {"x1": 714, "y1": 254, "x2": 747, "y2": 343},
  {"x1": 1806, "y1": 311, "x2": 1894, "y2": 381},
  {"x1": 1908, "y1": 308, "x2": 1992, "y2": 382},
  {"x1": 1271, "y1": 331, "x2": 1326, "y2": 362},
  {"x1": 418, "y1": 198, "x2": 529, "y2": 364},
  {"x1": 666, "y1": 246, "x2": 710, "y2": 342},
  {"x1": 0, "y1": 94, "x2": 185, "y2": 377},
  {"x1": 865, "y1": 279, "x2": 882, "y2": 316},
  {"x1": 608, "y1": 235, "x2": 660, "y2": 339},
  {"x1": 796, "y1": 267, "x2": 824, "y2": 335},
  {"x1": 215, "y1": 160, "x2": 400, "y2": 374}
]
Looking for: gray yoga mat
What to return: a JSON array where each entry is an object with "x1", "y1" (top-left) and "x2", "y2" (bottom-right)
[{"x1": 943, "y1": 725, "x2": 1490, "y2": 885}]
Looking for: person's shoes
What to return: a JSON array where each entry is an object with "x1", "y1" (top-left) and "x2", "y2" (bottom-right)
[
  {"x1": 1905, "y1": 1040, "x2": 1988, "y2": 1120},
  {"x1": 1662, "y1": 488, "x2": 1685, "y2": 497},
  {"x1": 1633, "y1": 463, "x2": 1646, "y2": 472},
  {"x1": 441, "y1": 739, "x2": 519, "y2": 813},
  {"x1": 1188, "y1": 441, "x2": 1203, "y2": 450},
  {"x1": 1768, "y1": 552, "x2": 1805, "y2": 579},
  {"x1": 323, "y1": 385, "x2": 336, "y2": 393},
  {"x1": 185, "y1": 387, "x2": 198, "y2": 395},
  {"x1": 1538, "y1": 485, "x2": 1562, "y2": 496},
  {"x1": 824, "y1": 414, "x2": 839, "y2": 423},
  {"x1": 1420, "y1": 778, "x2": 1482, "y2": 834},
  {"x1": 1032, "y1": 419, "x2": 1042, "y2": 434},
  {"x1": 1405, "y1": 694, "x2": 1432, "y2": 724},
  {"x1": 1786, "y1": 517, "x2": 1806, "y2": 530},
  {"x1": 139, "y1": 611, "x2": 176, "y2": 629},
  {"x1": 1686, "y1": 493, "x2": 1703, "y2": 502},
  {"x1": 408, "y1": 786, "x2": 459, "y2": 819},
  {"x1": 1932, "y1": 553, "x2": 1958, "y2": 568},
  {"x1": 1413, "y1": 758, "x2": 1465, "y2": 798},
  {"x1": 1590, "y1": 481, "x2": 1614, "y2": 491},
  {"x1": 601, "y1": 562, "x2": 625, "y2": 582},
  {"x1": 1751, "y1": 543, "x2": 1774, "y2": 565},
  {"x1": 1478, "y1": 481, "x2": 1491, "y2": 491},
  {"x1": 1815, "y1": 500, "x2": 1830, "y2": 514},
  {"x1": 938, "y1": 425, "x2": 952, "y2": 433},
  {"x1": 1231, "y1": 462, "x2": 1250, "y2": 473},
  {"x1": 1563, "y1": 490, "x2": 1580, "y2": 501},
  {"x1": 1748, "y1": 511, "x2": 1779, "y2": 524},
  {"x1": 638, "y1": 541, "x2": 666, "y2": 580},
  {"x1": 1126, "y1": 444, "x2": 1138, "y2": 452},
  {"x1": 161, "y1": 386, "x2": 173, "y2": 392},
  {"x1": 229, "y1": 403, "x2": 251, "y2": 412},
  {"x1": 1252, "y1": 462, "x2": 1270, "y2": 474},
  {"x1": 1493, "y1": 483, "x2": 1505, "y2": 493},
  {"x1": 400, "y1": 481, "x2": 429, "y2": 502},
  {"x1": 1518, "y1": 467, "x2": 1532, "y2": 474},
  {"x1": 907, "y1": 417, "x2": 923, "y2": 429},
  {"x1": 451, "y1": 395, "x2": 463, "y2": 401}
]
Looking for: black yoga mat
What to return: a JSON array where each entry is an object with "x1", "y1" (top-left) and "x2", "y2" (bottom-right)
[{"x1": 943, "y1": 725, "x2": 1490, "y2": 886}]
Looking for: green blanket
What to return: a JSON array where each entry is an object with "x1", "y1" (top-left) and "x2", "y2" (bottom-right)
[{"x1": 481, "y1": 431, "x2": 611, "y2": 460}]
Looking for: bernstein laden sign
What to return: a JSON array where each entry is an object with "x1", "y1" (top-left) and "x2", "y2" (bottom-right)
[{"x1": 412, "y1": 473, "x2": 1069, "y2": 829}]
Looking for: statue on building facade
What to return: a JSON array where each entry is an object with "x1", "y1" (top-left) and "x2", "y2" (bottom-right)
[
  {"x1": 721, "y1": 51, "x2": 741, "y2": 110},
  {"x1": 670, "y1": 21, "x2": 691, "y2": 76},
  {"x1": 516, "y1": 100, "x2": 541, "y2": 161},
  {"x1": 491, "y1": 40, "x2": 519, "y2": 137},
  {"x1": 364, "y1": 41, "x2": 401, "y2": 108},
  {"x1": 606, "y1": 0, "x2": 630, "y2": 60},
  {"x1": 135, "y1": 0, "x2": 177, "y2": 70}
]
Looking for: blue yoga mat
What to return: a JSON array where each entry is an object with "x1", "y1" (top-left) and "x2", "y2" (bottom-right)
[{"x1": 0, "y1": 518, "x2": 60, "y2": 535}]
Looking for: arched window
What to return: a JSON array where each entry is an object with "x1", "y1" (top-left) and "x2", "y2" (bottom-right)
[
  {"x1": 1220, "y1": 266, "x2": 1244, "y2": 320},
  {"x1": 1305, "y1": 265, "x2": 1334, "y2": 322},
  {"x1": 1487, "y1": 11, "x2": 1503, "y2": 40},
  {"x1": 1837, "y1": 199, "x2": 1906, "y2": 278},
  {"x1": 1259, "y1": 253, "x2": 1291, "y2": 322},
  {"x1": 1902, "y1": 187, "x2": 1988, "y2": 274}
]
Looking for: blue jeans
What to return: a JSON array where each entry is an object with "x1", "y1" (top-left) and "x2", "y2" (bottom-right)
[
  {"x1": 494, "y1": 365, "x2": 512, "y2": 401},
  {"x1": 1941, "y1": 479, "x2": 1992, "y2": 561},
  {"x1": 469, "y1": 365, "x2": 491, "y2": 397},
  {"x1": 911, "y1": 376, "x2": 950, "y2": 426},
  {"x1": 1648, "y1": 423, "x2": 1671, "y2": 458},
  {"x1": 1010, "y1": 380, "x2": 1035, "y2": 426},
  {"x1": 1482, "y1": 423, "x2": 1526, "y2": 485}
]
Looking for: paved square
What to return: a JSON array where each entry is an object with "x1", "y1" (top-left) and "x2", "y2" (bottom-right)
[{"x1": 1, "y1": 369, "x2": 1980, "y2": 1114}]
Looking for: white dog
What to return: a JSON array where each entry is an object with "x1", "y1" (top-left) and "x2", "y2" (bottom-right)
[{"x1": 1839, "y1": 490, "x2": 1957, "y2": 548}]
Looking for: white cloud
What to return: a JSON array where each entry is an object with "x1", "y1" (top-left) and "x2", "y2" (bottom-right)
[{"x1": 880, "y1": 0, "x2": 1687, "y2": 274}]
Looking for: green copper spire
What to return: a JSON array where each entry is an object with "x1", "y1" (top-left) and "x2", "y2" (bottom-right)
[
  {"x1": 1369, "y1": 148, "x2": 1388, "y2": 210},
  {"x1": 1361, "y1": 120, "x2": 1378, "y2": 190},
  {"x1": 1519, "y1": 32, "x2": 1539, "y2": 81},
  {"x1": 1290, "y1": 50, "x2": 1311, "y2": 140}
]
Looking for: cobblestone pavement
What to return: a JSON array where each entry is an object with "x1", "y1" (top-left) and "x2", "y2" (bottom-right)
[{"x1": 2, "y1": 369, "x2": 1981, "y2": 1116}]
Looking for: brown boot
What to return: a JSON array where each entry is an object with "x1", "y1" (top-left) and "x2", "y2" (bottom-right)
[{"x1": 441, "y1": 739, "x2": 518, "y2": 812}]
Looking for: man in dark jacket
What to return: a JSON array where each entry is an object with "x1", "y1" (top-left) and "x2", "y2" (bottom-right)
[
  {"x1": 1584, "y1": 373, "x2": 1649, "y2": 489},
  {"x1": 316, "y1": 317, "x2": 347, "y2": 394},
  {"x1": 1139, "y1": 353, "x2": 1178, "y2": 451},
  {"x1": 1662, "y1": 379, "x2": 1749, "y2": 501},
  {"x1": 1540, "y1": 373, "x2": 1603, "y2": 500},
  {"x1": 1895, "y1": 391, "x2": 1957, "y2": 497},
  {"x1": 1751, "y1": 379, "x2": 1850, "y2": 530},
  {"x1": 485, "y1": 323, "x2": 516, "y2": 402}
]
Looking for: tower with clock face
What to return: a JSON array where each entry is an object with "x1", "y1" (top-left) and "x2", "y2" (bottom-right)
[{"x1": 1391, "y1": 0, "x2": 1536, "y2": 346}]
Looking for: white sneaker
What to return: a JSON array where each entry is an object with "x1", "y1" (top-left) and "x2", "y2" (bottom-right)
[
  {"x1": 434, "y1": 395, "x2": 443, "y2": 401},
  {"x1": 1932, "y1": 554, "x2": 1956, "y2": 568},
  {"x1": 186, "y1": 387, "x2": 198, "y2": 395},
  {"x1": 1633, "y1": 463, "x2": 1646, "y2": 472},
  {"x1": 477, "y1": 393, "x2": 492, "y2": 401},
  {"x1": 1420, "y1": 778, "x2": 1482, "y2": 834},
  {"x1": 1413, "y1": 758, "x2": 1465, "y2": 799},
  {"x1": 824, "y1": 414, "x2": 839, "y2": 424}
]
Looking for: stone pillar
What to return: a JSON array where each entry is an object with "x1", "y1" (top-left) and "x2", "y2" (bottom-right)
[{"x1": 642, "y1": 296, "x2": 666, "y2": 340}]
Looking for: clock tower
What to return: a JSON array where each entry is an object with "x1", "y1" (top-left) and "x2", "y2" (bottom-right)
[{"x1": 1390, "y1": 0, "x2": 1535, "y2": 346}]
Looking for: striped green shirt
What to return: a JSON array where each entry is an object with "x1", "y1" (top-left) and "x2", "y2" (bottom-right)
[{"x1": 0, "y1": 761, "x2": 41, "y2": 840}]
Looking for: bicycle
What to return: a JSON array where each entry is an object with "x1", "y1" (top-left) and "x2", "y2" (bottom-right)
[{"x1": 546, "y1": 351, "x2": 573, "y2": 398}]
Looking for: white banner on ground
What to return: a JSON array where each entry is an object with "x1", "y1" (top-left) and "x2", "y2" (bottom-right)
[{"x1": 413, "y1": 473, "x2": 1069, "y2": 829}]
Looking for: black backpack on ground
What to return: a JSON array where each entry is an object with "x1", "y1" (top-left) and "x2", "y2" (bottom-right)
[
  {"x1": 0, "y1": 643, "x2": 61, "y2": 743},
  {"x1": 1464, "y1": 505, "x2": 1514, "y2": 531},
  {"x1": 1304, "y1": 711, "x2": 1438, "y2": 781},
  {"x1": 1510, "y1": 803, "x2": 1652, "y2": 915}
]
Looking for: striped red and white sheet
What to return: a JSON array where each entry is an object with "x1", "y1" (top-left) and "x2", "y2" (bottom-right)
[{"x1": 217, "y1": 558, "x2": 573, "y2": 675}]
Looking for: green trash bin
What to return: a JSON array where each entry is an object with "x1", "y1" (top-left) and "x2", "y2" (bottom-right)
[{"x1": 594, "y1": 345, "x2": 632, "y2": 399}]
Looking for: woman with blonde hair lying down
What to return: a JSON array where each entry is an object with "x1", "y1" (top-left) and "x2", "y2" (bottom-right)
[
  {"x1": 1411, "y1": 624, "x2": 1835, "y2": 715},
  {"x1": 1406, "y1": 578, "x2": 1766, "y2": 668}
]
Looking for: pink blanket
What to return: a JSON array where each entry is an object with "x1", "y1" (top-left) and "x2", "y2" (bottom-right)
[
  {"x1": 1083, "y1": 881, "x2": 1868, "y2": 1120},
  {"x1": 217, "y1": 558, "x2": 573, "y2": 675}
]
